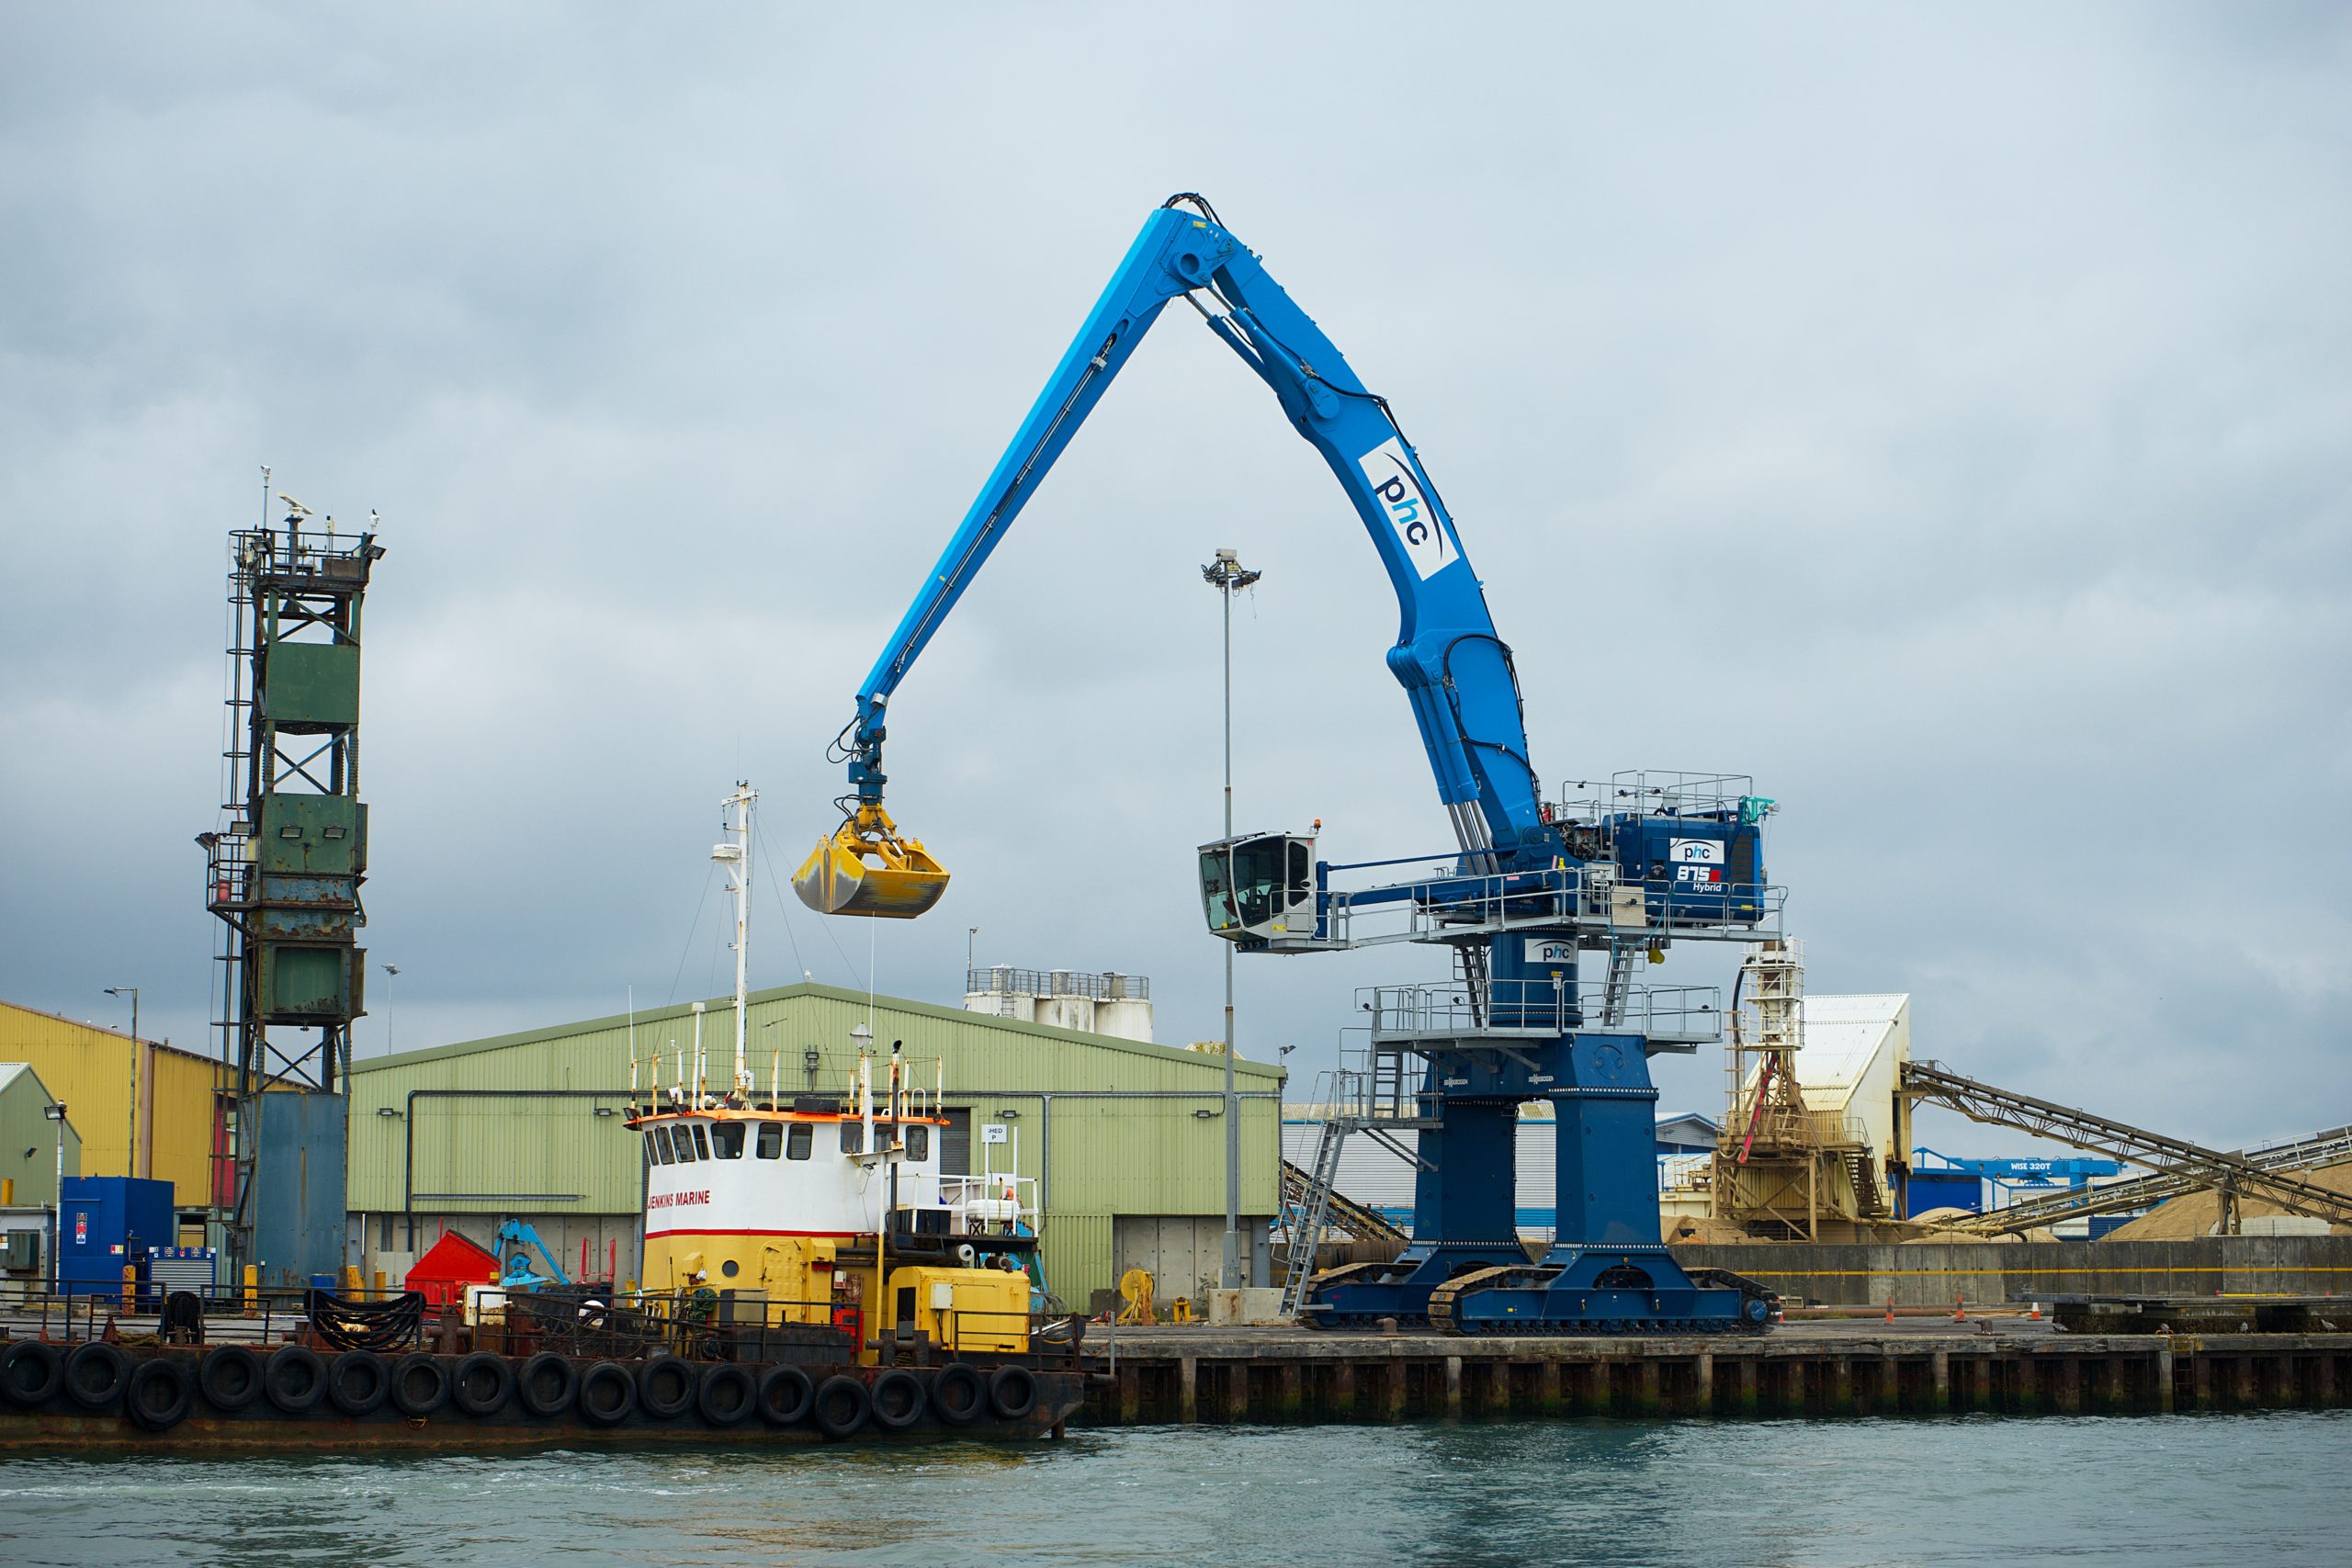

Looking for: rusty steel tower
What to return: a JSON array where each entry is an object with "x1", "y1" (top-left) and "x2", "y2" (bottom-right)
[{"x1": 203, "y1": 473, "x2": 384, "y2": 1286}]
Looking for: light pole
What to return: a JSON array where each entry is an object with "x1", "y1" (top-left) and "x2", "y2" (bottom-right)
[
  {"x1": 43, "y1": 1101, "x2": 67, "y2": 1292},
  {"x1": 104, "y1": 987, "x2": 137, "y2": 1179},
  {"x1": 1202, "y1": 547, "x2": 1261, "y2": 1291},
  {"x1": 381, "y1": 964, "x2": 401, "y2": 1053},
  {"x1": 967, "y1": 927, "x2": 978, "y2": 988}
]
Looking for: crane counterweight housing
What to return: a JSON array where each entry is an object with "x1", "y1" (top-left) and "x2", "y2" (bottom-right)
[{"x1": 800, "y1": 195, "x2": 1783, "y2": 1335}]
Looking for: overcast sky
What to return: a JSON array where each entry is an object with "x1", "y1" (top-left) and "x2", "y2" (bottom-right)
[{"x1": 3, "y1": 5, "x2": 2346, "y2": 1160}]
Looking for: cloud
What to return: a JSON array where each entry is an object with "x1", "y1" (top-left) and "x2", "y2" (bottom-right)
[{"x1": 4, "y1": 5, "x2": 2347, "y2": 1154}]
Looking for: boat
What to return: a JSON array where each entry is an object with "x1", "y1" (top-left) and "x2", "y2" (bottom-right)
[{"x1": 0, "y1": 782, "x2": 1089, "y2": 1448}]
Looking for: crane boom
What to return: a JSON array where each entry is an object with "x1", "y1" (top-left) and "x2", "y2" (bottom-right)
[{"x1": 797, "y1": 195, "x2": 1544, "y2": 919}]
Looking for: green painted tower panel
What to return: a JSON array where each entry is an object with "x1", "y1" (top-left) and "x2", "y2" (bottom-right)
[
  {"x1": 257, "y1": 795, "x2": 365, "y2": 874},
  {"x1": 266, "y1": 640, "x2": 360, "y2": 728}
]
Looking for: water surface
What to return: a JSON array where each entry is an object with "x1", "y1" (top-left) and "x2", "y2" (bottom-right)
[{"x1": 2, "y1": 1413, "x2": 2343, "y2": 1566}]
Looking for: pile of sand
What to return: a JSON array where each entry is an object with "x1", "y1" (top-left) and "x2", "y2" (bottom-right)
[{"x1": 2102, "y1": 1156, "x2": 2352, "y2": 1241}]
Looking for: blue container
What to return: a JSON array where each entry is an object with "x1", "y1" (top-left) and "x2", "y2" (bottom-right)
[
  {"x1": 1906, "y1": 1169, "x2": 1984, "y2": 1216},
  {"x1": 57, "y1": 1176, "x2": 175, "y2": 1297}
]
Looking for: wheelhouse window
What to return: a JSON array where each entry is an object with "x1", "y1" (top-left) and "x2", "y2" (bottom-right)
[
  {"x1": 755, "y1": 1122, "x2": 782, "y2": 1159},
  {"x1": 711, "y1": 1122, "x2": 745, "y2": 1159},
  {"x1": 906, "y1": 1124, "x2": 930, "y2": 1161},
  {"x1": 649, "y1": 1127, "x2": 673, "y2": 1165},
  {"x1": 840, "y1": 1122, "x2": 865, "y2": 1155},
  {"x1": 692, "y1": 1124, "x2": 711, "y2": 1159},
  {"x1": 787, "y1": 1123, "x2": 813, "y2": 1160},
  {"x1": 673, "y1": 1125, "x2": 696, "y2": 1162}
]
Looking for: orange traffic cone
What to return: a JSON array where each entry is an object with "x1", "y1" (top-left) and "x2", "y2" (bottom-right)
[
  {"x1": 1953, "y1": 1293, "x2": 1966, "y2": 1322},
  {"x1": 1884, "y1": 1294, "x2": 1896, "y2": 1324},
  {"x1": 2029, "y1": 1302, "x2": 2041, "y2": 1320}
]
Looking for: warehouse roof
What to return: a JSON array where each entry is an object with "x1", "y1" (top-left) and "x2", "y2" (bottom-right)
[
  {"x1": 353, "y1": 981, "x2": 1284, "y2": 1083},
  {"x1": 0, "y1": 999, "x2": 220, "y2": 1067}
]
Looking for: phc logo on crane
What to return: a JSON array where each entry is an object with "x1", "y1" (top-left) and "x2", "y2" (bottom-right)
[
  {"x1": 1669, "y1": 837, "x2": 1725, "y2": 886},
  {"x1": 1358, "y1": 437, "x2": 1453, "y2": 580}
]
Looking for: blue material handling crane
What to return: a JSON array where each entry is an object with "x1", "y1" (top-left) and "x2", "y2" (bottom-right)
[{"x1": 796, "y1": 195, "x2": 1781, "y2": 1333}]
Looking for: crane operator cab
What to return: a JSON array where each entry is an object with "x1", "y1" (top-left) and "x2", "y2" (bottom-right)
[{"x1": 1198, "y1": 832, "x2": 1320, "y2": 951}]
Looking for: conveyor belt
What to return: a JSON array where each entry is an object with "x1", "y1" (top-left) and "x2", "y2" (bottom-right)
[{"x1": 1902, "y1": 1063, "x2": 2352, "y2": 1229}]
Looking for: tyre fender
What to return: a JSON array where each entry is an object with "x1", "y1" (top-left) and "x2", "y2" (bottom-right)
[
  {"x1": 757, "y1": 1363, "x2": 815, "y2": 1427},
  {"x1": 695, "y1": 1363, "x2": 756, "y2": 1427},
  {"x1": 515, "y1": 1353, "x2": 579, "y2": 1418},
  {"x1": 869, "y1": 1368, "x2": 925, "y2": 1430},
  {"x1": 390, "y1": 1353, "x2": 452, "y2": 1417},
  {"x1": 450, "y1": 1352, "x2": 516, "y2": 1418},
  {"x1": 987, "y1": 1364, "x2": 1037, "y2": 1422},
  {"x1": 0, "y1": 1341, "x2": 64, "y2": 1408},
  {"x1": 126, "y1": 1356, "x2": 195, "y2": 1432},
  {"x1": 328, "y1": 1349, "x2": 391, "y2": 1416},
  {"x1": 578, "y1": 1361, "x2": 637, "y2": 1427},
  {"x1": 932, "y1": 1362, "x2": 985, "y2": 1426},
  {"x1": 811, "y1": 1373, "x2": 872, "y2": 1439},
  {"x1": 264, "y1": 1346, "x2": 327, "y2": 1414},
  {"x1": 64, "y1": 1343, "x2": 132, "y2": 1410},
  {"x1": 198, "y1": 1345, "x2": 263, "y2": 1412},
  {"x1": 636, "y1": 1353, "x2": 695, "y2": 1421}
]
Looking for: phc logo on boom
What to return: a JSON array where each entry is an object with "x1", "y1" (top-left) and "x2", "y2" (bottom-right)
[{"x1": 1359, "y1": 437, "x2": 1453, "y2": 580}]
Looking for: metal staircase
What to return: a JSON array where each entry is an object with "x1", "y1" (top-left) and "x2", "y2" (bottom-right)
[{"x1": 1279, "y1": 1117, "x2": 1353, "y2": 1317}]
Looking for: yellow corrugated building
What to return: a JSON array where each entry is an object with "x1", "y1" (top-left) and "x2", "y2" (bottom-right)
[{"x1": 0, "y1": 1000, "x2": 224, "y2": 1208}]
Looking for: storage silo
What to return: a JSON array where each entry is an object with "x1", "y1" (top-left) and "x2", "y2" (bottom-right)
[
  {"x1": 1092, "y1": 972, "x2": 1155, "y2": 1043},
  {"x1": 962, "y1": 965, "x2": 1038, "y2": 1023},
  {"x1": 1034, "y1": 971, "x2": 1096, "y2": 1034}
]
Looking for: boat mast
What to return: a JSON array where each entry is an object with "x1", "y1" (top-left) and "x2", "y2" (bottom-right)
[{"x1": 716, "y1": 781, "x2": 758, "y2": 1100}]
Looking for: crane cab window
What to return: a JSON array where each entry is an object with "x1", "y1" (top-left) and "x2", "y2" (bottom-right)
[
  {"x1": 1201, "y1": 835, "x2": 1306, "y2": 933},
  {"x1": 787, "y1": 1123, "x2": 813, "y2": 1160},
  {"x1": 755, "y1": 1122, "x2": 782, "y2": 1159},
  {"x1": 711, "y1": 1123, "x2": 745, "y2": 1159},
  {"x1": 906, "y1": 1124, "x2": 930, "y2": 1161},
  {"x1": 841, "y1": 1122, "x2": 865, "y2": 1155}
]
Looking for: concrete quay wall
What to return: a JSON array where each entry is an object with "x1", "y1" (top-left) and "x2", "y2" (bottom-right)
[{"x1": 1669, "y1": 1236, "x2": 2352, "y2": 1308}]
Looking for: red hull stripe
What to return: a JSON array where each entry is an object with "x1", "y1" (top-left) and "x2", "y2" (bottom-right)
[{"x1": 643, "y1": 1226, "x2": 860, "y2": 1240}]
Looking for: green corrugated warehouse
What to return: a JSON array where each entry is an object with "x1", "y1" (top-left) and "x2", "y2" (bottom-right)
[{"x1": 345, "y1": 982, "x2": 1282, "y2": 1310}]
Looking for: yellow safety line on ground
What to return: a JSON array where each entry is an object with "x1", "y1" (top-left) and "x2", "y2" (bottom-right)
[{"x1": 1724, "y1": 1266, "x2": 2352, "y2": 1279}]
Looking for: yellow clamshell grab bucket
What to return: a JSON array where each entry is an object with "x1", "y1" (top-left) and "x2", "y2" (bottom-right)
[{"x1": 792, "y1": 802, "x2": 951, "y2": 919}]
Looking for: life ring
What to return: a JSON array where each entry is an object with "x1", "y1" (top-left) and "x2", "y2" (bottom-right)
[
  {"x1": 515, "y1": 1353, "x2": 578, "y2": 1418},
  {"x1": 328, "y1": 1349, "x2": 391, "y2": 1416},
  {"x1": 0, "y1": 1341, "x2": 63, "y2": 1408},
  {"x1": 869, "y1": 1368, "x2": 925, "y2": 1430},
  {"x1": 695, "y1": 1363, "x2": 756, "y2": 1427},
  {"x1": 578, "y1": 1361, "x2": 637, "y2": 1427},
  {"x1": 264, "y1": 1346, "x2": 327, "y2": 1414},
  {"x1": 198, "y1": 1345, "x2": 262, "y2": 1412},
  {"x1": 636, "y1": 1354, "x2": 695, "y2": 1421},
  {"x1": 932, "y1": 1362, "x2": 985, "y2": 1426},
  {"x1": 987, "y1": 1364, "x2": 1037, "y2": 1421},
  {"x1": 811, "y1": 1373, "x2": 871, "y2": 1438},
  {"x1": 126, "y1": 1357, "x2": 195, "y2": 1431},
  {"x1": 756, "y1": 1363, "x2": 814, "y2": 1427},
  {"x1": 64, "y1": 1343, "x2": 131, "y2": 1409},
  {"x1": 450, "y1": 1352, "x2": 515, "y2": 1417},
  {"x1": 390, "y1": 1353, "x2": 451, "y2": 1417}
]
